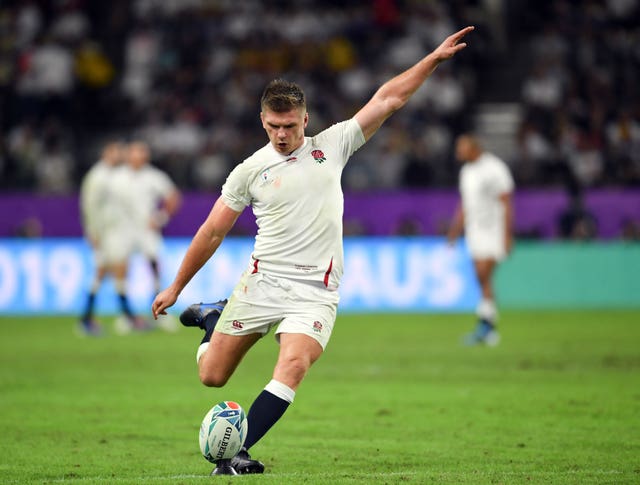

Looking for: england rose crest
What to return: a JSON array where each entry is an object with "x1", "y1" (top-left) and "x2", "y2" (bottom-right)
[{"x1": 311, "y1": 149, "x2": 326, "y2": 164}]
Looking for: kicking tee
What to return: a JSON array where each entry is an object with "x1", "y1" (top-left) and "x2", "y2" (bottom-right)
[{"x1": 222, "y1": 118, "x2": 365, "y2": 289}]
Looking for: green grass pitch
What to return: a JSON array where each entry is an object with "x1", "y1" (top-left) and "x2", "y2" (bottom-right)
[{"x1": 1, "y1": 311, "x2": 639, "y2": 484}]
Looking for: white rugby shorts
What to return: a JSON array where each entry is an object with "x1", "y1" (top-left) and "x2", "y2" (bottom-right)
[
  {"x1": 132, "y1": 229, "x2": 162, "y2": 259},
  {"x1": 216, "y1": 269, "x2": 339, "y2": 350},
  {"x1": 465, "y1": 227, "x2": 506, "y2": 261},
  {"x1": 94, "y1": 230, "x2": 135, "y2": 266}
]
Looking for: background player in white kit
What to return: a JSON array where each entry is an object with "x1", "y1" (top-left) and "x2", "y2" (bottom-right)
[
  {"x1": 79, "y1": 142, "x2": 140, "y2": 335},
  {"x1": 447, "y1": 134, "x2": 515, "y2": 346},
  {"x1": 124, "y1": 141, "x2": 181, "y2": 329},
  {"x1": 152, "y1": 26, "x2": 475, "y2": 474}
]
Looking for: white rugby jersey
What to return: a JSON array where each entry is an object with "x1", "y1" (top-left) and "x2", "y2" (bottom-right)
[
  {"x1": 222, "y1": 118, "x2": 366, "y2": 289},
  {"x1": 114, "y1": 164, "x2": 177, "y2": 230},
  {"x1": 80, "y1": 161, "x2": 126, "y2": 239},
  {"x1": 459, "y1": 152, "x2": 514, "y2": 234}
]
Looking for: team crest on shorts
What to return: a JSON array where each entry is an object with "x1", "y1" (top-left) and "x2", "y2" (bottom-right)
[
  {"x1": 312, "y1": 321, "x2": 323, "y2": 333},
  {"x1": 311, "y1": 149, "x2": 326, "y2": 164}
]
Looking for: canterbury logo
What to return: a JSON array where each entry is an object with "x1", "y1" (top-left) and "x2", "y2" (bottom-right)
[{"x1": 232, "y1": 320, "x2": 244, "y2": 329}]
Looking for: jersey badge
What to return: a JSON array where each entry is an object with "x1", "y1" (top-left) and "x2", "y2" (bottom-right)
[
  {"x1": 260, "y1": 168, "x2": 281, "y2": 188},
  {"x1": 311, "y1": 149, "x2": 326, "y2": 164}
]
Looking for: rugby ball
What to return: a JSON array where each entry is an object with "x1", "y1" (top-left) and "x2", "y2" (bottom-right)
[{"x1": 199, "y1": 401, "x2": 248, "y2": 463}]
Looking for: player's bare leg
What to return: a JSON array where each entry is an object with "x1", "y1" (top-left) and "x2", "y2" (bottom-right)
[
  {"x1": 180, "y1": 300, "x2": 264, "y2": 473},
  {"x1": 272, "y1": 333, "x2": 323, "y2": 390},
  {"x1": 474, "y1": 259, "x2": 496, "y2": 301},
  {"x1": 198, "y1": 332, "x2": 261, "y2": 387},
  {"x1": 465, "y1": 258, "x2": 500, "y2": 346},
  {"x1": 79, "y1": 265, "x2": 108, "y2": 336},
  {"x1": 231, "y1": 333, "x2": 324, "y2": 474},
  {"x1": 112, "y1": 261, "x2": 151, "y2": 332}
]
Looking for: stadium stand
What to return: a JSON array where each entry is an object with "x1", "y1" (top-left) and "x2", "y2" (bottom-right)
[{"x1": 0, "y1": 0, "x2": 638, "y2": 237}]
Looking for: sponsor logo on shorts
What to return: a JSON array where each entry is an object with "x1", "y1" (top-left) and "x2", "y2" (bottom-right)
[
  {"x1": 313, "y1": 321, "x2": 323, "y2": 333},
  {"x1": 232, "y1": 320, "x2": 244, "y2": 330}
]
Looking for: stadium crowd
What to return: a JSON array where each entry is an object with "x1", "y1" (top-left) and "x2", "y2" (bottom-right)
[{"x1": 1, "y1": 0, "x2": 639, "y2": 195}]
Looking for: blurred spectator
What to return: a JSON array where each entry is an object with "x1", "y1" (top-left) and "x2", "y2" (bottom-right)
[
  {"x1": 50, "y1": 2, "x2": 90, "y2": 44},
  {"x1": 521, "y1": 62, "x2": 564, "y2": 113},
  {"x1": 35, "y1": 136, "x2": 74, "y2": 194},
  {"x1": 558, "y1": 195, "x2": 599, "y2": 240},
  {"x1": 7, "y1": 121, "x2": 41, "y2": 188},
  {"x1": 13, "y1": 217, "x2": 43, "y2": 238},
  {"x1": 620, "y1": 218, "x2": 640, "y2": 241},
  {"x1": 191, "y1": 141, "x2": 232, "y2": 191},
  {"x1": 121, "y1": 25, "x2": 160, "y2": 105},
  {"x1": 18, "y1": 36, "x2": 74, "y2": 95},
  {"x1": 515, "y1": 121, "x2": 555, "y2": 184},
  {"x1": 394, "y1": 216, "x2": 423, "y2": 236},
  {"x1": 14, "y1": 1, "x2": 42, "y2": 49},
  {"x1": 0, "y1": 1, "x2": 638, "y2": 193},
  {"x1": 74, "y1": 40, "x2": 115, "y2": 89}
]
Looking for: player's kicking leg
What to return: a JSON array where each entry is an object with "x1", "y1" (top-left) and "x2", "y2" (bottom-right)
[
  {"x1": 180, "y1": 300, "x2": 265, "y2": 474},
  {"x1": 232, "y1": 333, "x2": 323, "y2": 474}
]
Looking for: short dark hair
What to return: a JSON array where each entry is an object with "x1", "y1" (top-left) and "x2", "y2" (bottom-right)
[{"x1": 261, "y1": 79, "x2": 306, "y2": 112}]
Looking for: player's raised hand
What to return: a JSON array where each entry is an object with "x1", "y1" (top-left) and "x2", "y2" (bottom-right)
[
  {"x1": 432, "y1": 26, "x2": 474, "y2": 62},
  {"x1": 152, "y1": 286, "x2": 178, "y2": 319}
]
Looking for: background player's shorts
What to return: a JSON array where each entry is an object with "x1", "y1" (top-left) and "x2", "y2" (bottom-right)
[
  {"x1": 216, "y1": 270, "x2": 340, "y2": 350},
  {"x1": 133, "y1": 229, "x2": 162, "y2": 259},
  {"x1": 465, "y1": 227, "x2": 506, "y2": 261},
  {"x1": 94, "y1": 229, "x2": 135, "y2": 266}
]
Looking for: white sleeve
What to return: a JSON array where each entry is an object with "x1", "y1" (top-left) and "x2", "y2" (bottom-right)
[
  {"x1": 154, "y1": 169, "x2": 177, "y2": 198},
  {"x1": 317, "y1": 119, "x2": 366, "y2": 167},
  {"x1": 221, "y1": 162, "x2": 251, "y2": 211},
  {"x1": 492, "y1": 161, "x2": 515, "y2": 195},
  {"x1": 80, "y1": 170, "x2": 101, "y2": 238}
]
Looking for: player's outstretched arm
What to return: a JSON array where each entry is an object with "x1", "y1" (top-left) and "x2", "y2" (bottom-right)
[
  {"x1": 152, "y1": 189, "x2": 182, "y2": 230},
  {"x1": 151, "y1": 197, "x2": 242, "y2": 318},
  {"x1": 354, "y1": 26, "x2": 474, "y2": 141},
  {"x1": 500, "y1": 192, "x2": 514, "y2": 255},
  {"x1": 447, "y1": 204, "x2": 465, "y2": 246}
]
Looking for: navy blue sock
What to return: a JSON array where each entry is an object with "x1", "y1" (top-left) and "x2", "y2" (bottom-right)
[
  {"x1": 243, "y1": 390, "x2": 290, "y2": 450},
  {"x1": 82, "y1": 293, "x2": 97, "y2": 321},
  {"x1": 118, "y1": 293, "x2": 134, "y2": 318},
  {"x1": 149, "y1": 259, "x2": 161, "y2": 296},
  {"x1": 200, "y1": 312, "x2": 221, "y2": 344},
  {"x1": 201, "y1": 327, "x2": 214, "y2": 344},
  {"x1": 479, "y1": 318, "x2": 495, "y2": 329}
]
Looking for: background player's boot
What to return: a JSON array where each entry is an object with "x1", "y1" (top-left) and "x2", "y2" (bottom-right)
[
  {"x1": 464, "y1": 319, "x2": 500, "y2": 346},
  {"x1": 131, "y1": 315, "x2": 155, "y2": 331},
  {"x1": 230, "y1": 448, "x2": 265, "y2": 474},
  {"x1": 180, "y1": 299, "x2": 227, "y2": 330},
  {"x1": 78, "y1": 318, "x2": 103, "y2": 337},
  {"x1": 155, "y1": 313, "x2": 179, "y2": 333}
]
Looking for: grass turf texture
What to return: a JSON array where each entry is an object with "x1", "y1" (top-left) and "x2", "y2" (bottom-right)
[{"x1": 1, "y1": 311, "x2": 639, "y2": 484}]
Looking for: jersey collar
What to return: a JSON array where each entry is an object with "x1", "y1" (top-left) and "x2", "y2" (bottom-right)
[{"x1": 269, "y1": 137, "x2": 309, "y2": 159}]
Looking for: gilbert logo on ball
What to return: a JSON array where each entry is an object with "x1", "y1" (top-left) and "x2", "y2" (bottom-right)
[{"x1": 199, "y1": 401, "x2": 248, "y2": 463}]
